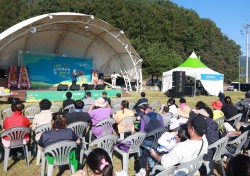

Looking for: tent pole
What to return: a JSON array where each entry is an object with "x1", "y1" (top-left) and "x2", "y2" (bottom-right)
[{"x1": 194, "y1": 75, "x2": 196, "y2": 97}]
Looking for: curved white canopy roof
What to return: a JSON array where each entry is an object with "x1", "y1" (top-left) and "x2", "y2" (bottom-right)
[{"x1": 0, "y1": 12, "x2": 142, "y2": 91}]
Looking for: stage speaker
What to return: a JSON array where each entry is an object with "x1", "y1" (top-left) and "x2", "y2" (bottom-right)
[
  {"x1": 172, "y1": 71, "x2": 185, "y2": 93},
  {"x1": 98, "y1": 73, "x2": 104, "y2": 80},
  {"x1": 95, "y1": 84, "x2": 105, "y2": 90},
  {"x1": 0, "y1": 69, "x2": 5, "y2": 78},
  {"x1": 185, "y1": 86, "x2": 194, "y2": 96},
  {"x1": 57, "y1": 84, "x2": 68, "y2": 91},
  {"x1": 70, "y1": 84, "x2": 80, "y2": 91},
  {"x1": 82, "y1": 84, "x2": 88, "y2": 89},
  {"x1": 167, "y1": 89, "x2": 185, "y2": 98},
  {"x1": 85, "y1": 84, "x2": 95, "y2": 90}
]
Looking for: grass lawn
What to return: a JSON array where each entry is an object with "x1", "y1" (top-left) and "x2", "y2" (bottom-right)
[{"x1": 0, "y1": 90, "x2": 245, "y2": 176}]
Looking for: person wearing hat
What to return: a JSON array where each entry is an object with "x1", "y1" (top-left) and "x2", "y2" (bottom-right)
[
  {"x1": 88, "y1": 97, "x2": 112, "y2": 138},
  {"x1": 211, "y1": 100, "x2": 224, "y2": 121},
  {"x1": 149, "y1": 113, "x2": 208, "y2": 171},
  {"x1": 135, "y1": 105, "x2": 165, "y2": 176},
  {"x1": 192, "y1": 103, "x2": 219, "y2": 175}
]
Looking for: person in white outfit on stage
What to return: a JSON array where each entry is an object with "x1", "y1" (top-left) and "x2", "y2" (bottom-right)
[{"x1": 111, "y1": 71, "x2": 117, "y2": 88}]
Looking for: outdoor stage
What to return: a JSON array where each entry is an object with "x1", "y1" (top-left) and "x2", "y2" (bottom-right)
[{"x1": 5, "y1": 87, "x2": 123, "y2": 102}]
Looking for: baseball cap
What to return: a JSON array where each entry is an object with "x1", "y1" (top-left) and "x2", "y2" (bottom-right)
[{"x1": 189, "y1": 112, "x2": 207, "y2": 136}]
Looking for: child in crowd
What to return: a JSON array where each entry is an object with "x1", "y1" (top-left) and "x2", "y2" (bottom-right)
[
  {"x1": 157, "y1": 126, "x2": 189, "y2": 154},
  {"x1": 148, "y1": 126, "x2": 189, "y2": 170},
  {"x1": 72, "y1": 148, "x2": 127, "y2": 176}
]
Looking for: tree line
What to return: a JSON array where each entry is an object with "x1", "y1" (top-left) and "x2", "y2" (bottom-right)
[{"x1": 0, "y1": 0, "x2": 241, "y2": 82}]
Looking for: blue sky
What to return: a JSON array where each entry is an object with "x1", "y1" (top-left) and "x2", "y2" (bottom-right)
[{"x1": 171, "y1": 0, "x2": 250, "y2": 56}]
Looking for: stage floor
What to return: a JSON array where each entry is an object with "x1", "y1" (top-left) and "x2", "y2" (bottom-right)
[{"x1": 1, "y1": 87, "x2": 123, "y2": 102}]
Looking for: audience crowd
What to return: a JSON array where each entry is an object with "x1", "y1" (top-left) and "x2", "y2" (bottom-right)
[{"x1": 1, "y1": 90, "x2": 250, "y2": 176}]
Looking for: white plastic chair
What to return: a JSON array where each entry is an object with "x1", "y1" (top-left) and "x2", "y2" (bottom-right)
[
  {"x1": 223, "y1": 130, "x2": 249, "y2": 157},
  {"x1": 80, "y1": 134, "x2": 118, "y2": 168},
  {"x1": 144, "y1": 127, "x2": 168, "y2": 149},
  {"x1": 24, "y1": 106, "x2": 40, "y2": 119},
  {"x1": 40, "y1": 141, "x2": 77, "y2": 176},
  {"x1": 67, "y1": 121, "x2": 89, "y2": 139},
  {"x1": 112, "y1": 104, "x2": 121, "y2": 115},
  {"x1": 67, "y1": 121, "x2": 89, "y2": 166},
  {"x1": 0, "y1": 127, "x2": 31, "y2": 171},
  {"x1": 1, "y1": 107, "x2": 12, "y2": 127},
  {"x1": 34, "y1": 123, "x2": 52, "y2": 165},
  {"x1": 202, "y1": 136, "x2": 229, "y2": 176},
  {"x1": 152, "y1": 154, "x2": 204, "y2": 176},
  {"x1": 149, "y1": 101, "x2": 159, "y2": 112},
  {"x1": 82, "y1": 105, "x2": 91, "y2": 112},
  {"x1": 225, "y1": 113, "x2": 242, "y2": 128},
  {"x1": 245, "y1": 104, "x2": 250, "y2": 122},
  {"x1": 114, "y1": 132, "x2": 146, "y2": 174},
  {"x1": 50, "y1": 105, "x2": 61, "y2": 113},
  {"x1": 111, "y1": 99, "x2": 122, "y2": 107},
  {"x1": 176, "y1": 154, "x2": 204, "y2": 176},
  {"x1": 63, "y1": 104, "x2": 75, "y2": 114},
  {"x1": 214, "y1": 116, "x2": 225, "y2": 130},
  {"x1": 117, "y1": 116, "x2": 136, "y2": 140},
  {"x1": 152, "y1": 165, "x2": 176, "y2": 176},
  {"x1": 89, "y1": 118, "x2": 115, "y2": 143},
  {"x1": 129, "y1": 102, "x2": 136, "y2": 110},
  {"x1": 161, "y1": 112, "x2": 173, "y2": 126}
]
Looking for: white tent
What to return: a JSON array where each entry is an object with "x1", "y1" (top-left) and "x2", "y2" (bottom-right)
[
  {"x1": 0, "y1": 12, "x2": 142, "y2": 91},
  {"x1": 162, "y1": 51, "x2": 224, "y2": 96}
]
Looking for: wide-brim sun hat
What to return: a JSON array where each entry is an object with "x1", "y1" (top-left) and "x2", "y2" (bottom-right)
[
  {"x1": 211, "y1": 100, "x2": 222, "y2": 110},
  {"x1": 177, "y1": 106, "x2": 191, "y2": 118},
  {"x1": 95, "y1": 97, "x2": 107, "y2": 108}
]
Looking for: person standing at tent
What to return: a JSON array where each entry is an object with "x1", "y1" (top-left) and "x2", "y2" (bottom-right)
[
  {"x1": 71, "y1": 69, "x2": 78, "y2": 86},
  {"x1": 111, "y1": 71, "x2": 117, "y2": 88}
]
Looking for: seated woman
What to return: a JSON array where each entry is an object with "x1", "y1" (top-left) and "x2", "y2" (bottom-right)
[
  {"x1": 88, "y1": 97, "x2": 112, "y2": 138},
  {"x1": 38, "y1": 112, "x2": 80, "y2": 149},
  {"x1": 87, "y1": 148, "x2": 127, "y2": 176},
  {"x1": 113, "y1": 100, "x2": 135, "y2": 135},
  {"x1": 38, "y1": 112, "x2": 80, "y2": 171}
]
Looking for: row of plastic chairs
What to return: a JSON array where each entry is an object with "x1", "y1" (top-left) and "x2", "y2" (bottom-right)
[
  {"x1": 2, "y1": 124, "x2": 247, "y2": 175},
  {"x1": 62, "y1": 104, "x2": 91, "y2": 114},
  {"x1": 36, "y1": 118, "x2": 166, "y2": 175},
  {"x1": 111, "y1": 101, "x2": 159, "y2": 115},
  {"x1": 152, "y1": 154, "x2": 204, "y2": 176},
  {"x1": 214, "y1": 113, "x2": 242, "y2": 133},
  {"x1": 1, "y1": 105, "x2": 61, "y2": 126}
]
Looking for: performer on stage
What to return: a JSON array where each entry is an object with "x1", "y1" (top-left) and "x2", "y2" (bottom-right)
[
  {"x1": 111, "y1": 71, "x2": 117, "y2": 87},
  {"x1": 71, "y1": 69, "x2": 77, "y2": 85},
  {"x1": 92, "y1": 70, "x2": 99, "y2": 85}
]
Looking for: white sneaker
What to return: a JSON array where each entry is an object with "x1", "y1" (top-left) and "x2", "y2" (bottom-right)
[{"x1": 135, "y1": 169, "x2": 146, "y2": 176}]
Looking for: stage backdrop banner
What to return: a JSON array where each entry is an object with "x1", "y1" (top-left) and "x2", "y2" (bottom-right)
[
  {"x1": 26, "y1": 91, "x2": 85, "y2": 102},
  {"x1": 22, "y1": 53, "x2": 93, "y2": 87}
]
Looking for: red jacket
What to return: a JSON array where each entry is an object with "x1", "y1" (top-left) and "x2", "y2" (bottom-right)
[{"x1": 3, "y1": 111, "x2": 30, "y2": 140}]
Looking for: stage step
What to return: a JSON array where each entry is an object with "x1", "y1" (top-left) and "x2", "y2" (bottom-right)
[{"x1": 11, "y1": 90, "x2": 26, "y2": 102}]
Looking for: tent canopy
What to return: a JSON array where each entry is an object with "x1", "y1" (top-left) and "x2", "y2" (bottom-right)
[
  {"x1": 162, "y1": 51, "x2": 224, "y2": 96},
  {"x1": 0, "y1": 12, "x2": 142, "y2": 91}
]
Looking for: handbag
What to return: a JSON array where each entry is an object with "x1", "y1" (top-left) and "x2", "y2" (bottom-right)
[{"x1": 116, "y1": 141, "x2": 131, "y2": 152}]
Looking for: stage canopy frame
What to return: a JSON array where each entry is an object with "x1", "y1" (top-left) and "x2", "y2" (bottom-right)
[{"x1": 0, "y1": 12, "x2": 142, "y2": 91}]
